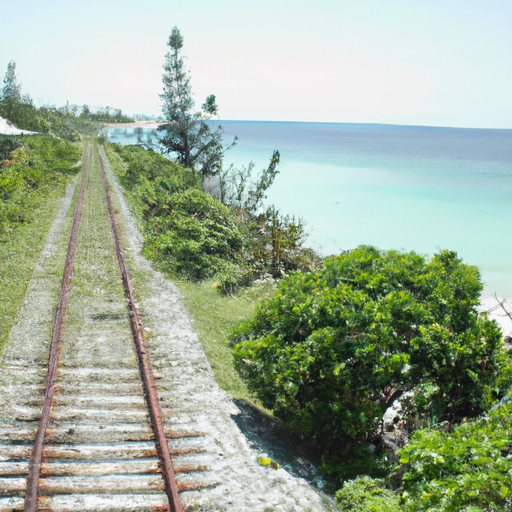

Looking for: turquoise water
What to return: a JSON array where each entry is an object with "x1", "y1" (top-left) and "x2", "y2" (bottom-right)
[{"x1": 108, "y1": 122, "x2": 512, "y2": 296}]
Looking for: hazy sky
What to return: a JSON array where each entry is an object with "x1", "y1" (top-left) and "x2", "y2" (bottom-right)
[{"x1": 1, "y1": 0, "x2": 511, "y2": 128}]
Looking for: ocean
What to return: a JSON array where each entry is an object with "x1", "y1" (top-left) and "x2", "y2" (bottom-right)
[{"x1": 108, "y1": 121, "x2": 512, "y2": 297}]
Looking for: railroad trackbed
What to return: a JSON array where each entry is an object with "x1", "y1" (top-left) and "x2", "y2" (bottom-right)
[
  {"x1": 0, "y1": 140, "x2": 335, "y2": 512},
  {"x1": 0, "y1": 141, "x2": 211, "y2": 512}
]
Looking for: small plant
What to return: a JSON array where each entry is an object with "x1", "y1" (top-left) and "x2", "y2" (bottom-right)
[{"x1": 257, "y1": 456, "x2": 280, "y2": 469}]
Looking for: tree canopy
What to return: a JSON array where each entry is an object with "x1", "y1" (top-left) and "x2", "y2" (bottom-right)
[{"x1": 232, "y1": 246, "x2": 510, "y2": 477}]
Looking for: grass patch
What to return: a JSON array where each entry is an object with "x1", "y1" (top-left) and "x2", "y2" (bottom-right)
[
  {"x1": 176, "y1": 278, "x2": 275, "y2": 406},
  {"x1": 0, "y1": 180, "x2": 69, "y2": 352}
]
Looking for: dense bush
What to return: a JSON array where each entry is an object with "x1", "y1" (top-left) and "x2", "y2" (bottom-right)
[
  {"x1": 23, "y1": 136, "x2": 82, "y2": 174},
  {"x1": 0, "y1": 135, "x2": 23, "y2": 161},
  {"x1": 337, "y1": 394, "x2": 512, "y2": 511},
  {"x1": 1, "y1": 62, "x2": 86, "y2": 139},
  {"x1": 108, "y1": 143, "x2": 320, "y2": 286},
  {"x1": 37, "y1": 106, "x2": 86, "y2": 140},
  {"x1": 232, "y1": 246, "x2": 510, "y2": 478},
  {"x1": 398, "y1": 395, "x2": 512, "y2": 511},
  {"x1": 107, "y1": 143, "x2": 243, "y2": 280},
  {"x1": 336, "y1": 476, "x2": 399, "y2": 511},
  {"x1": 144, "y1": 188, "x2": 244, "y2": 280},
  {"x1": 240, "y1": 206, "x2": 322, "y2": 278},
  {"x1": 0, "y1": 135, "x2": 80, "y2": 234},
  {"x1": 110, "y1": 143, "x2": 199, "y2": 193},
  {"x1": 80, "y1": 105, "x2": 133, "y2": 124},
  {"x1": 0, "y1": 99, "x2": 50, "y2": 134}
]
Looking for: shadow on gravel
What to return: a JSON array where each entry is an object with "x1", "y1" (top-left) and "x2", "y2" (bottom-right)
[{"x1": 231, "y1": 399, "x2": 329, "y2": 493}]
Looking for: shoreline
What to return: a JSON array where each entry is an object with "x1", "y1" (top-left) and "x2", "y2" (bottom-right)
[
  {"x1": 479, "y1": 294, "x2": 512, "y2": 337},
  {"x1": 104, "y1": 120, "x2": 162, "y2": 129}
]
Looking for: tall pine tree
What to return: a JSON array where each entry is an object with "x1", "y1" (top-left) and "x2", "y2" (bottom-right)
[
  {"x1": 158, "y1": 27, "x2": 226, "y2": 181},
  {"x1": 0, "y1": 61, "x2": 23, "y2": 122}
]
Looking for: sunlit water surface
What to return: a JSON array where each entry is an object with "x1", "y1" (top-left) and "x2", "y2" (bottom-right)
[{"x1": 108, "y1": 121, "x2": 512, "y2": 297}]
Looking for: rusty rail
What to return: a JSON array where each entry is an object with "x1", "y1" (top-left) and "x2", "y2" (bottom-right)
[
  {"x1": 24, "y1": 143, "x2": 91, "y2": 512},
  {"x1": 97, "y1": 153, "x2": 183, "y2": 512}
]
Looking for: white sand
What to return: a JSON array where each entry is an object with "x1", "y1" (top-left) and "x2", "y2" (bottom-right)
[
  {"x1": 0, "y1": 116, "x2": 36, "y2": 135},
  {"x1": 104, "y1": 120, "x2": 162, "y2": 129},
  {"x1": 479, "y1": 294, "x2": 512, "y2": 337}
]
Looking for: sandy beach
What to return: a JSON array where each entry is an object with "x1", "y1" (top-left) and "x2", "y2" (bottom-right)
[
  {"x1": 0, "y1": 116, "x2": 37, "y2": 135},
  {"x1": 104, "y1": 120, "x2": 163, "y2": 129},
  {"x1": 479, "y1": 295, "x2": 512, "y2": 337}
]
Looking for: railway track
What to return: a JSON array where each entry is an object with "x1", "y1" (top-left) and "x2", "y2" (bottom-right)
[{"x1": 0, "y1": 141, "x2": 210, "y2": 511}]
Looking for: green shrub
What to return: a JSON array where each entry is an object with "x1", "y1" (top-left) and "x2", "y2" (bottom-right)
[
  {"x1": 0, "y1": 136, "x2": 80, "y2": 233},
  {"x1": 239, "y1": 207, "x2": 322, "y2": 279},
  {"x1": 216, "y1": 262, "x2": 257, "y2": 295},
  {"x1": 398, "y1": 395, "x2": 512, "y2": 512},
  {"x1": 145, "y1": 188, "x2": 243, "y2": 280},
  {"x1": 23, "y1": 136, "x2": 81, "y2": 174},
  {"x1": 335, "y1": 398, "x2": 512, "y2": 511},
  {"x1": 0, "y1": 136, "x2": 23, "y2": 161},
  {"x1": 336, "y1": 476, "x2": 399, "y2": 511},
  {"x1": 232, "y1": 246, "x2": 510, "y2": 478},
  {"x1": 38, "y1": 106, "x2": 97, "y2": 140},
  {"x1": 107, "y1": 143, "x2": 322, "y2": 289},
  {"x1": 107, "y1": 143, "x2": 244, "y2": 280},
  {"x1": 110, "y1": 143, "x2": 199, "y2": 192}
]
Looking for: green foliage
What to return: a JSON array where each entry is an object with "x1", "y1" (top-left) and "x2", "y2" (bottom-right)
[
  {"x1": 107, "y1": 143, "x2": 243, "y2": 280},
  {"x1": 0, "y1": 135, "x2": 80, "y2": 234},
  {"x1": 0, "y1": 61, "x2": 50, "y2": 133},
  {"x1": 0, "y1": 180, "x2": 68, "y2": 352},
  {"x1": 215, "y1": 152, "x2": 321, "y2": 287},
  {"x1": 399, "y1": 396, "x2": 512, "y2": 511},
  {"x1": 0, "y1": 135, "x2": 80, "y2": 351},
  {"x1": 81, "y1": 105, "x2": 133, "y2": 124},
  {"x1": 336, "y1": 476, "x2": 399, "y2": 511},
  {"x1": 144, "y1": 188, "x2": 243, "y2": 280},
  {"x1": 108, "y1": 142, "x2": 319, "y2": 287},
  {"x1": 218, "y1": 151, "x2": 281, "y2": 214},
  {"x1": 37, "y1": 102, "x2": 132, "y2": 140},
  {"x1": 233, "y1": 206, "x2": 322, "y2": 284},
  {"x1": 23, "y1": 137, "x2": 81, "y2": 174},
  {"x1": 1, "y1": 61, "x2": 22, "y2": 122},
  {"x1": 0, "y1": 135, "x2": 23, "y2": 161},
  {"x1": 2, "y1": 61, "x2": 22, "y2": 104},
  {"x1": 215, "y1": 262, "x2": 256, "y2": 295},
  {"x1": 207, "y1": 205, "x2": 321, "y2": 291},
  {"x1": 109, "y1": 143, "x2": 199, "y2": 193},
  {"x1": 232, "y1": 246, "x2": 510, "y2": 478}
]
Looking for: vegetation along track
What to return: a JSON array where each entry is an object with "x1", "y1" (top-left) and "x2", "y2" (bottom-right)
[{"x1": 0, "y1": 140, "x2": 207, "y2": 511}]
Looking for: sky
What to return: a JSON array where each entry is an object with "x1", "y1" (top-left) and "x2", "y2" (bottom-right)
[{"x1": 1, "y1": 0, "x2": 512, "y2": 128}]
